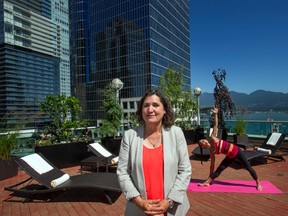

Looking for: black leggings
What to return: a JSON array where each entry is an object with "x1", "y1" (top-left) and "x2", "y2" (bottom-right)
[{"x1": 210, "y1": 147, "x2": 258, "y2": 181}]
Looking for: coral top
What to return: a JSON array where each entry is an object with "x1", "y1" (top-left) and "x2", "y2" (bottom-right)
[
  {"x1": 213, "y1": 139, "x2": 239, "y2": 158},
  {"x1": 143, "y1": 144, "x2": 164, "y2": 199}
]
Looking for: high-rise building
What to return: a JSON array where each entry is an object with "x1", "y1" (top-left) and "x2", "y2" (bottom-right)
[
  {"x1": 71, "y1": 0, "x2": 190, "y2": 126},
  {"x1": 69, "y1": 0, "x2": 90, "y2": 120},
  {"x1": 51, "y1": 0, "x2": 70, "y2": 96},
  {"x1": 0, "y1": 0, "x2": 70, "y2": 127}
]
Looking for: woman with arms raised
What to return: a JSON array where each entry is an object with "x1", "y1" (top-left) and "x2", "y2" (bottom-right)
[{"x1": 198, "y1": 107, "x2": 262, "y2": 191}]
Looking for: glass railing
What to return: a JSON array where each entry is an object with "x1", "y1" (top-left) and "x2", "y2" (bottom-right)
[
  {"x1": 8, "y1": 120, "x2": 288, "y2": 158},
  {"x1": 200, "y1": 120, "x2": 288, "y2": 138}
]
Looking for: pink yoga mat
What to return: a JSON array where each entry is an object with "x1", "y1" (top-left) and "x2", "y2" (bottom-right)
[{"x1": 188, "y1": 179, "x2": 283, "y2": 194}]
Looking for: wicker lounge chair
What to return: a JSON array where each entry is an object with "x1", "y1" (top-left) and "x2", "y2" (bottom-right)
[
  {"x1": 4, "y1": 153, "x2": 121, "y2": 204},
  {"x1": 80, "y1": 143, "x2": 119, "y2": 173},
  {"x1": 242, "y1": 132, "x2": 286, "y2": 163}
]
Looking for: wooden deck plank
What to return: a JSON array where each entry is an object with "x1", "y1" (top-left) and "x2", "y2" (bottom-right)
[{"x1": 1, "y1": 144, "x2": 287, "y2": 216}]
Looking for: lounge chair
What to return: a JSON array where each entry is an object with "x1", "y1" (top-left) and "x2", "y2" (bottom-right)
[
  {"x1": 192, "y1": 128, "x2": 223, "y2": 157},
  {"x1": 4, "y1": 153, "x2": 121, "y2": 204},
  {"x1": 80, "y1": 143, "x2": 119, "y2": 173},
  {"x1": 242, "y1": 132, "x2": 286, "y2": 163}
]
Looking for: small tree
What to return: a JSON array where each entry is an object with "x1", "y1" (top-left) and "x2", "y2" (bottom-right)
[
  {"x1": 39, "y1": 94, "x2": 88, "y2": 143},
  {"x1": 158, "y1": 66, "x2": 197, "y2": 130},
  {"x1": 211, "y1": 69, "x2": 236, "y2": 130},
  {"x1": 97, "y1": 83, "x2": 123, "y2": 139}
]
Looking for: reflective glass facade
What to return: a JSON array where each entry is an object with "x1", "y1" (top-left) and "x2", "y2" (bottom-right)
[
  {"x1": 0, "y1": 0, "x2": 61, "y2": 127},
  {"x1": 51, "y1": 0, "x2": 71, "y2": 96},
  {"x1": 0, "y1": 45, "x2": 60, "y2": 125},
  {"x1": 69, "y1": 0, "x2": 90, "y2": 119},
  {"x1": 69, "y1": 0, "x2": 190, "y2": 125},
  {"x1": 6, "y1": 0, "x2": 51, "y2": 19}
]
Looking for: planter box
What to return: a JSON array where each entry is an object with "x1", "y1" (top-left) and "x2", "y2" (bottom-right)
[
  {"x1": 101, "y1": 137, "x2": 122, "y2": 155},
  {"x1": 233, "y1": 134, "x2": 249, "y2": 144},
  {"x1": 35, "y1": 141, "x2": 93, "y2": 169},
  {"x1": 232, "y1": 134, "x2": 254, "y2": 150},
  {"x1": 0, "y1": 157, "x2": 18, "y2": 181},
  {"x1": 183, "y1": 128, "x2": 204, "y2": 145},
  {"x1": 183, "y1": 129, "x2": 196, "y2": 145}
]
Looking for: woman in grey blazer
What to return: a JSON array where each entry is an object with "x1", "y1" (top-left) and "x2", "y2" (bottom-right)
[{"x1": 117, "y1": 90, "x2": 192, "y2": 216}]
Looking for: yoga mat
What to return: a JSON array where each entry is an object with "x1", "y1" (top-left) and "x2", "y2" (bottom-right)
[{"x1": 188, "y1": 179, "x2": 283, "y2": 194}]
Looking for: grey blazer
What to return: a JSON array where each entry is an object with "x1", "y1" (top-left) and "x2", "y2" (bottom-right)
[{"x1": 117, "y1": 125, "x2": 192, "y2": 216}]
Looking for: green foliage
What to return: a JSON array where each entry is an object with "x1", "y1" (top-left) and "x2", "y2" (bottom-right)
[
  {"x1": 158, "y1": 66, "x2": 197, "y2": 130},
  {"x1": 211, "y1": 69, "x2": 236, "y2": 128},
  {"x1": 234, "y1": 118, "x2": 246, "y2": 135},
  {"x1": 97, "y1": 83, "x2": 123, "y2": 138},
  {"x1": 0, "y1": 120, "x2": 23, "y2": 159},
  {"x1": 0, "y1": 132, "x2": 18, "y2": 160},
  {"x1": 124, "y1": 113, "x2": 140, "y2": 129},
  {"x1": 38, "y1": 94, "x2": 88, "y2": 144}
]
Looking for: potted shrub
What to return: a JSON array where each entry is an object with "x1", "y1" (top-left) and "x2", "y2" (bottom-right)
[
  {"x1": 0, "y1": 131, "x2": 19, "y2": 180},
  {"x1": 96, "y1": 82, "x2": 123, "y2": 155},
  {"x1": 233, "y1": 118, "x2": 249, "y2": 146},
  {"x1": 34, "y1": 95, "x2": 93, "y2": 168},
  {"x1": 39, "y1": 94, "x2": 90, "y2": 143},
  {"x1": 234, "y1": 118, "x2": 246, "y2": 134}
]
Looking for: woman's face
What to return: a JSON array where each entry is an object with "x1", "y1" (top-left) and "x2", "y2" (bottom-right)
[
  {"x1": 142, "y1": 94, "x2": 166, "y2": 125},
  {"x1": 199, "y1": 139, "x2": 211, "y2": 148}
]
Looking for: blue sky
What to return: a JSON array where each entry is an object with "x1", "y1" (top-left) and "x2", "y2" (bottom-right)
[{"x1": 189, "y1": 0, "x2": 288, "y2": 94}]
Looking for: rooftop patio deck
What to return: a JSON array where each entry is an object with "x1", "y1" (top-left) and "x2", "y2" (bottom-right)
[{"x1": 1, "y1": 144, "x2": 287, "y2": 216}]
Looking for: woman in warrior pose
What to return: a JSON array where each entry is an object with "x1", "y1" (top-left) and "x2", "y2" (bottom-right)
[{"x1": 198, "y1": 107, "x2": 262, "y2": 191}]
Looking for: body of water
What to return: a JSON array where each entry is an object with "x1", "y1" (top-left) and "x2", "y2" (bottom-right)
[
  {"x1": 231, "y1": 111, "x2": 288, "y2": 121},
  {"x1": 201, "y1": 111, "x2": 288, "y2": 136}
]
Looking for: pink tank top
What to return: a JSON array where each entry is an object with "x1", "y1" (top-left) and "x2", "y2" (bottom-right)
[{"x1": 214, "y1": 140, "x2": 238, "y2": 158}]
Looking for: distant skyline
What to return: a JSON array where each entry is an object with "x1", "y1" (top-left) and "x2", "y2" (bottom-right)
[{"x1": 189, "y1": 0, "x2": 288, "y2": 94}]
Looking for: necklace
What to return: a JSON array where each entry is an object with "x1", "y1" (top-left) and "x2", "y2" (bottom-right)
[
  {"x1": 146, "y1": 133, "x2": 162, "y2": 148},
  {"x1": 144, "y1": 126, "x2": 162, "y2": 148},
  {"x1": 147, "y1": 136, "x2": 160, "y2": 147}
]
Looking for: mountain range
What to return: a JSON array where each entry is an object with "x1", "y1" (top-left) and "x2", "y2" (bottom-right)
[{"x1": 200, "y1": 90, "x2": 288, "y2": 111}]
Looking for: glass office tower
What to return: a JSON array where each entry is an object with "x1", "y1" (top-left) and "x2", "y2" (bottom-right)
[
  {"x1": 51, "y1": 0, "x2": 71, "y2": 96},
  {"x1": 0, "y1": 0, "x2": 60, "y2": 127},
  {"x1": 69, "y1": 0, "x2": 190, "y2": 125},
  {"x1": 69, "y1": 0, "x2": 90, "y2": 120}
]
